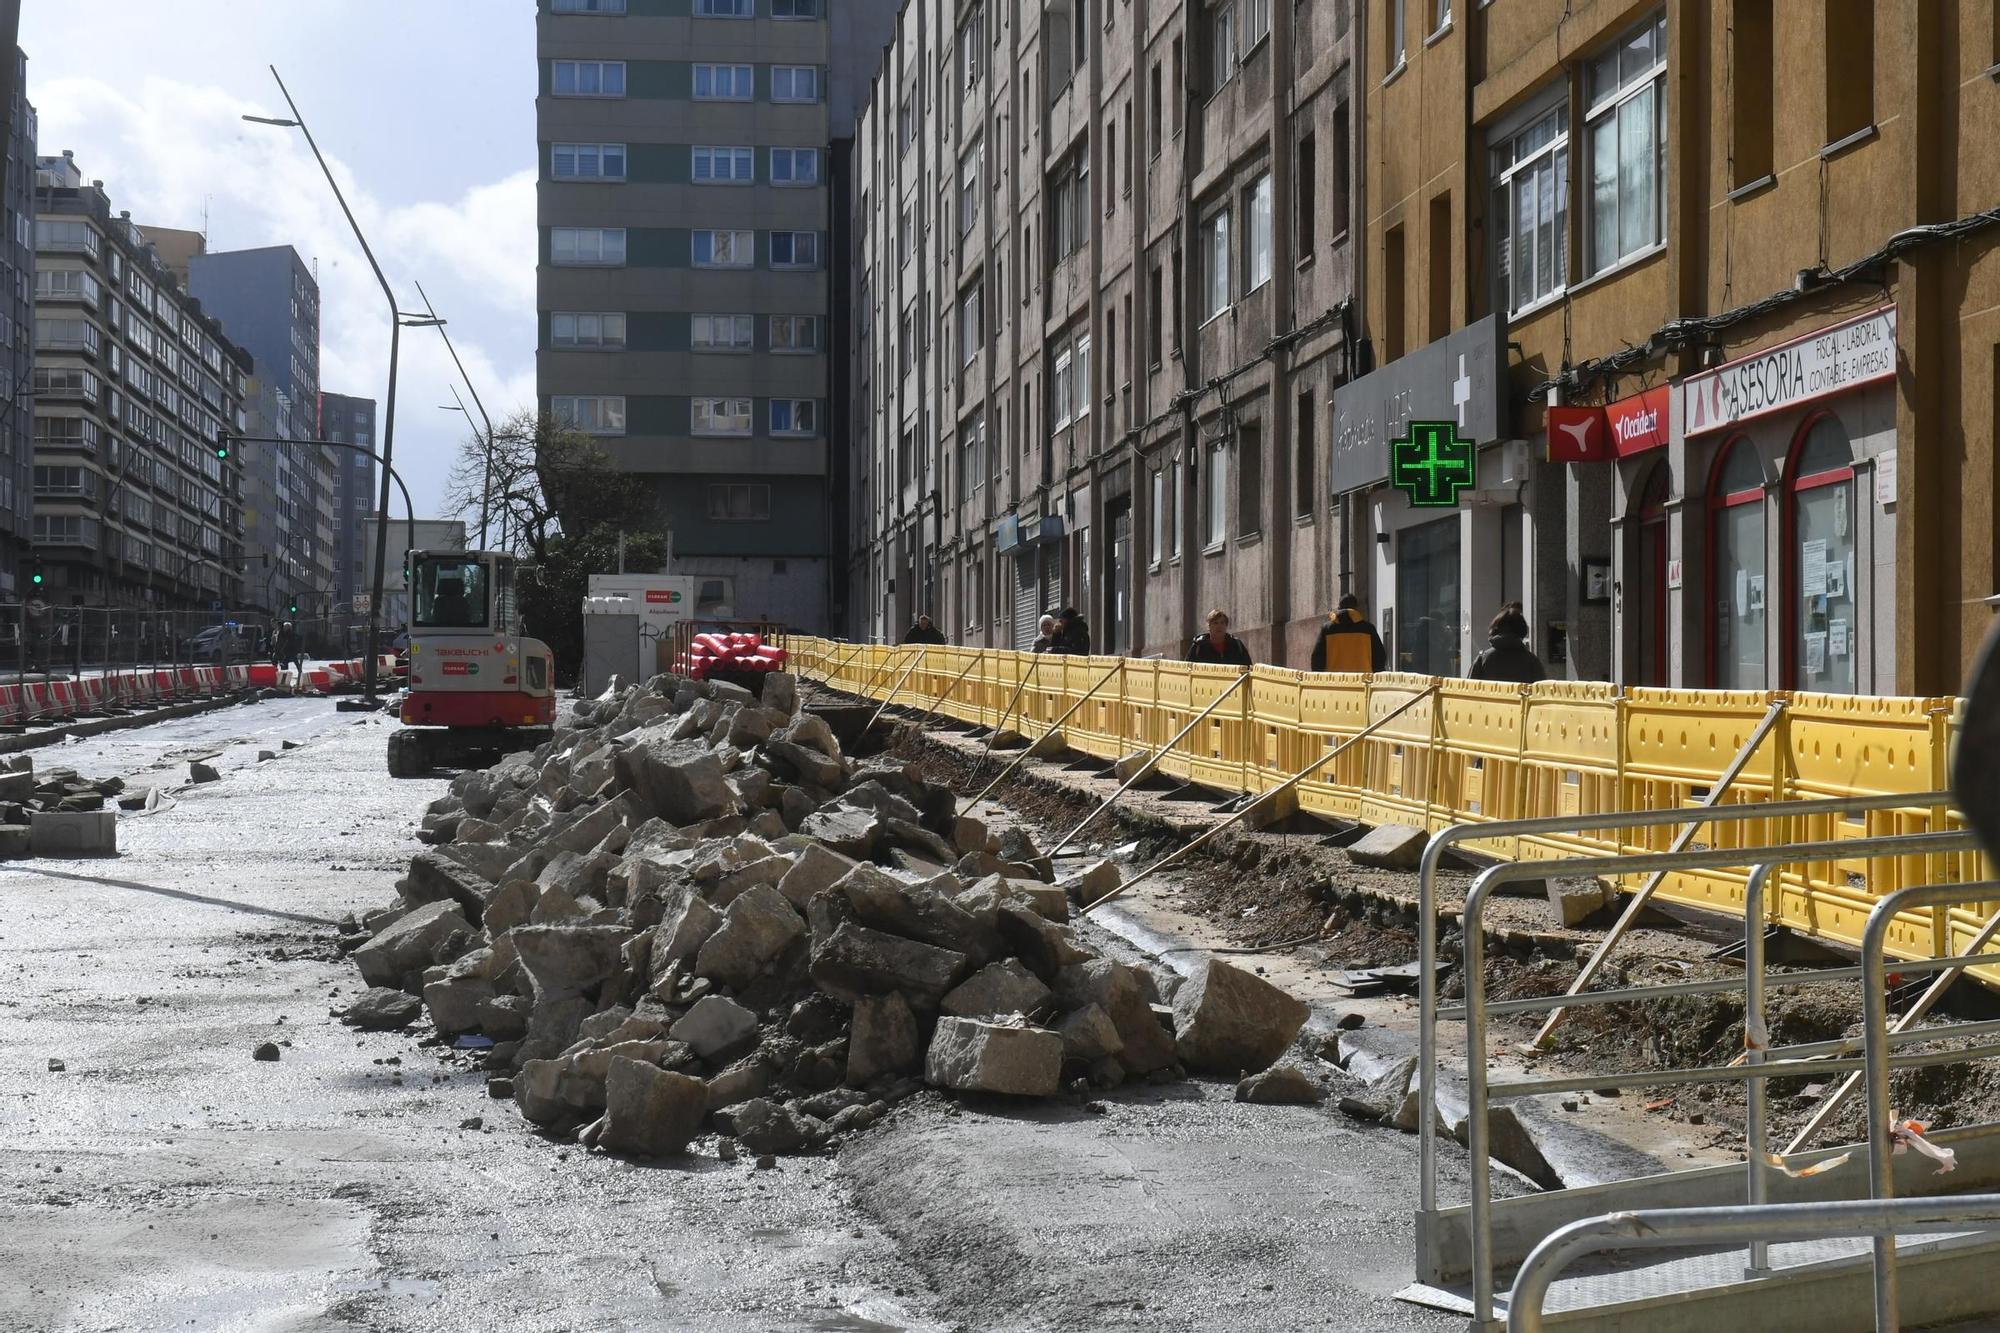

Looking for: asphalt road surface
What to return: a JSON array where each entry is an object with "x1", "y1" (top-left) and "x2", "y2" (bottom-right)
[{"x1": 0, "y1": 697, "x2": 1459, "y2": 1332}]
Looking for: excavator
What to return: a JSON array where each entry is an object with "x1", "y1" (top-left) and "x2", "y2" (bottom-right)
[{"x1": 386, "y1": 549, "x2": 556, "y2": 777}]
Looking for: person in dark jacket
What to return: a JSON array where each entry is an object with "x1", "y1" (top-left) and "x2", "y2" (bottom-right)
[
  {"x1": 1030, "y1": 613, "x2": 1059, "y2": 652},
  {"x1": 1310, "y1": 594, "x2": 1388, "y2": 673},
  {"x1": 1468, "y1": 603, "x2": 1547, "y2": 683},
  {"x1": 1053, "y1": 606, "x2": 1092, "y2": 655},
  {"x1": 900, "y1": 613, "x2": 947, "y2": 645},
  {"x1": 1187, "y1": 609, "x2": 1253, "y2": 666}
]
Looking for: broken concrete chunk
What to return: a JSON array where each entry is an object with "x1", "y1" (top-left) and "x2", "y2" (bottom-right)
[
  {"x1": 1235, "y1": 1063, "x2": 1325, "y2": 1105},
  {"x1": 809, "y1": 920, "x2": 966, "y2": 1007},
  {"x1": 598, "y1": 1057, "x2": 708, "y2": 1157},
  {"x1": 1546, "y1": 875, "x2": 1615, "y2": 929},
  {"x1": 925, "y1": 1018, "x2": 1063, "y2": 1097},
  {"x1": 669, "y1": 995, "x2": 761, "y2": 1060},
  {"x1": 1054, "y1": 1003, "x2": 1125, "y2": 1062},
  {"x1": 614, "y1": 736, "x2": 733, "y2": 826},
  {"x1": 731, "y1": 1097, "x2": 827, "y2": 1154},
  {"x1": 693, "y1": 884, "x2": 805, "y2": 989},
  {"x1": 777, "y1": 842, "x2": 858, "y2": 909},
  {"x1": 1345, "y1": 823, "x2": 1429, "y2": 871},
  {"x1": 941, "y1": 959, "x2": 1054, "y2": 1021},
  {"x1": 510, "y1": 923, "x2": 628, "y2": 998},
  {"x1": 342, "y1": 986, "x2": 423, "y2": 1031},
  {"x1": 353, "y1": 901, "x2": 472, "y2": 990},
  {"x1": 1170, "y1": 958, "x2": 1310, "y2": 1075}
]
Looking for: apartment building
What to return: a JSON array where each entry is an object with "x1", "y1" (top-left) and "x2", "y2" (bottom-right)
[
  {"x1": 535, "y1": 0, "x2": 899, "y2": 630},
  {"x1": 321, "y1": 391, "x2": 377, "y2": 615},
  {"x1": 31, "y1": 152, "x2": 249, "y2": 608},
  {"x1": 846, "y1": 0, "x2": 1362, "y2": 661},
  {"x1": 0, "y1": 50, "x2": 33, "y2": 597},
  {"x1": 180, "y1": 243, "x2": 336, "y2": 620}
]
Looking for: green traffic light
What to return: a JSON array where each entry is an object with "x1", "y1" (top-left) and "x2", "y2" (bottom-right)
[
  {"x1": 215, "y1": 446, "x2": 229, "y2": 459},
  {"x1": 29, "y1": 572, "x2": 42, "y2": 585}
]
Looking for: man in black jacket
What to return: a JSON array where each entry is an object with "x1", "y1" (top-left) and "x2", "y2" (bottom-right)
[
  {"x1": 1309, "y1": 594, "x2": 1388, "y2": 673},
  {"x1": 1468, "y1": 603, "x2": 1548, "y2": 683},
  {"x1": 900, "y1": 613, "x2": 947, "y2": 645},
  {"x1": 1187, "y1": 609, "x2": 1252, "y2": 666},
  {"x1": 1052, "y1": 606, "x2": 1092, "y2": 655}
]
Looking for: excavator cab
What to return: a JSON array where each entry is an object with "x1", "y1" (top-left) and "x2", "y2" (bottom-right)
[{"x1": 387, "y1": 550, "x2": 555, "y2": 777}]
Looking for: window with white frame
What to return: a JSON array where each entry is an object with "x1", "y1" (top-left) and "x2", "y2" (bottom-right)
[
  {"x1": 693, "y1": 146, "x2": 754, "y2": 182},
  {"x1": 1492, "y1": 103, "x2": 1569, "y2": 314},
  {"x1": 1244, "y1": 0, "x2": 1270, "y2": 47},
  {"x1": 691, "y1": 314, "x2": 754, "y2": 351},
  {"x1": 695, "y1": 0, "x2": 751, "y2": 15},
  {"x1": 961, "y1": 416, "x2": 986, "y2": 498},
  {"x1": 1072, "y1": 333, "x2": 1092, "y2": 417},
  {"x1": 1244, "y1": 172, "x2": 1272, "y2": 290},
  {"x1": 552, "y1": 395, "x2": 626, "y2": 434},
  {"x1": 960, "y1": 141, "x2": 983, "y2": 233},
  {"x1": 771, "y1": 66, "x2": 819, "y2": 101},
  {"x1": 770, "y1": 148, "x2": 819, "y2": 185},
  {"x1": 1049, "y1": 148, "x2": 1087, "y2": 263},
  {"x1": 1584, "y1": 13, "x2": 1666, "y2": 276},
  {"x1": 707, "y1": 483, "x2": 771, "y2": 521},
  {"x1": 35, "y1": 269, "x2": 101, "y2": 304},
  {"x1": 770, "y1": 315, "x2": 819, "y2": 351},
  {"x1": 960, "y1": 8, "x2": 985, "y2": 92},
  {"x1": 771, "y1": 0, "x2": 818, "y2": 15},
  {"x1": 1433, "y1": 0, "x2": 1450, "y2": 33},
  {"x1": 1149, "y1": 468, "x2": 1165, "y2": 564},
  {"x1": 770, "y1": 230, "x2": 819, "y2": 268},
  {"x1": 552, "y1": 60, "x2": 625, "y2": 96},
  {"x1": 1206, "y1": 438, "x2": 1228, "y2": 545},
  {"x1": 1211, "y1": 2, "x2": 1237, "y2": 90},
  {"x1": 552, "y1": 227, "x2": 626, "y2": 265},
  {"x1": 551, "y1": 142, "x2": 626, "y2": 180},
  {"x1": 692, "y1": 398, "x2": 752, "y2": 435},
  {"x1": 551, "y1": 312, "x2": 627, "y2": 348},
  {"x1": 770, "y1": 399, "x2": 818, "y2": 435},
  {"x1": 692, "y1": 228, "x2": 753, "y2": 267},
  {"x1": 958, "y1": 282, "x2": 983, "y2": 364},
  {"x1": 551, "y1": 0, "x2": 626, "y2": 11},
  {"x1": 1053, "y1": 348, "x2": 1074, "y2": 428},
  {"x1": 1202, "y1": 206, "x2": 1232, "y2": 317},
  {"x1": 693, "y1": 64, "x2": 753, "y2": 100}
]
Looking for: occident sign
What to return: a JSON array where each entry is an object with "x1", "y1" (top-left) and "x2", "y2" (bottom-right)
[{"x1": 1683, "y1": 305, "x2": 1898, "y2": 436}]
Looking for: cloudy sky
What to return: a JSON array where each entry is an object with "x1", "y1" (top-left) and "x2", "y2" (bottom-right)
[{"x1": 23, "y1": 0, "x2": 537, "y2": 520}]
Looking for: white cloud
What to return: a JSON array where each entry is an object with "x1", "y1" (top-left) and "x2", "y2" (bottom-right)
[{"x1": 31, "y1": 73, "x2": 536, "y2": 519}]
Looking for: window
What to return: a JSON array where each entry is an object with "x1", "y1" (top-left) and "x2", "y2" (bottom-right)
[
  {"x1": 1295, "y1": 133, "x2": 1316, "y2": 257},
  {"x1": 1383, "y1": 224, "x2": 1407, "y2": 360},
  {"x1": 1433, "y1": 0, "x2": 1451, "y2": 33},
  {"x1": 1206, "y1": 439, "x2": 1228, "y2": 546},
  {"x1": 33, "y1": 366, "x2": 101, "y2": 403},
  {"x1": 771, "y1": 0, "x2": 818, "y2": 16},
  {"x1": 1708, "y1": 437, "x2": 1767, "y2": 689},
  {"x1": 551, "y1": 312, "x2": 627, "y2": 348},
  {"x1": 32, "y1": 465, "x2": 91, "y2": 497},
  {"x1": 960, "y1": 142, "x2": 983, "y2": 233},
  {"x1": 770, "y1": 230, "x2": 818, "y2": 268},
  {"x1": 552, "y1": 226, "x2": 626, "y2": 266},
  {"x1": 1386, "y1": 0, "x2": 1406, "y2": 71},
  {"x1": 1294, "y1": 389, "x2": 1315, "y2": 518},
  {"x1": 1171, "y1": 36, "x2": 1184, "y2": 133},
  {"x1": 552, "y1": 60, "x2": 625, "y2": 96},
  {"x1": 899, "y1": 306, "x2": 914, "y2": 376},
  {"x1": 1492, "y1": 104, "x2": 1568, "y2": 314},
  {"x1": 1202, "y1": 207, "x2": 1232, "y2": 318},
  {"x1": 1237, "y1": 421, "x2": 1262, "y2": 537},
  {"x1": 772, "y1": 66, "x2": 820, "y2": 102},
  {"x1": 693, "y1": 146, "x2": 754, "y2": 182},
  {"x1": 1149, "y1": 63, "x2": 1163, "y2": 155},
  {"x1": 1169, "y1": 460, "x2": 1182, "y2": 556},
  {"x1": 695, "y1": 0, "x2": 751, "y2": 15},
  {"x1": 551, "y1": 142, "x2": 626, "y2": 180},
  {"x1": 1428, "y1": 192, "x2": 1451, "y2": 340},
  {"x1": 1824, "y1": 0, "x2": 1874, "y2": 143},
  {"x1": 770, "y1": 315, "x2": 819, "y2": 352},
  {"x1": 898, "y1": 98, "x2": 915, "y2": 153},
  {"x1": 708, "y1": 483, "x2": 772, "y2": 521},
  {"x1": 1785, "y1": 417, "x2": 1857, "y2": 693},
  {"x1": 1244, "y1": 0, "x2": 1270, "y2": 47},
  {"x1": 1731, "y1": 0, "x2": 1774, "y2": 186},
  {"x1": 960, "y1": 416, "x2": 986, "y2": 500},
  {"x1": 32, "y1": 515, "x2": 97, "y2": 547},
  {"x1": 551, "y1": 395, "x2": 626, "y2": 434},
  {"x1": 1244, "y1": 173, "x2": 1272, "y2": 291},
  {"x1": 693, "y1": 229, "x2": 753, "y2": 267},
  {"x1": 771, "y1": 148, "x2": 819, "y2": 185},
  {"x1": 1148, "y1": 263, "x2": 1164, "y2": 369},
  {"x1": 770, "y1": 399, "x2": 819, "y2": 435},
  {"x1": 1074, "y1": 334, "x2": 1091, "y2": 416},
  {"x1": 960, "y1": 9, "x2": 985, "y2": 92},
  {"x1": 1150, "y1": 468, "x2": 1165, "y2": 564},
  {"x1": 1331, "y1": 101, "x2": 1352, "y2": 240},
  {"x1": 958, "y1": 284, "x2": 983, "y2": 364},
  {"x1": 1049, "y1": 150, "x2": 1087, "y2": 262},
  {"x1": 1211, "y1": 2, "x2": 1237, "y2": 91},
  {"x1": 36, "y1": 269, "x2": 101, "y2": 304},
  {"x1": 1105, "y1": 119, "x2": 1117, "y2": 207},
  {"x1": 1585, "y1": 14, "x2": 1665, "y2": 275},
  {"x1": 692, "y1": 398, "x2": 752, "y2": 435},
  {"x1": 898, "y1": 206, "x2": 913, "y2": 264},
  {"x1": 1053, "y1": 349, "x2": 1074, "y2": 428},
  {"x1": 693, "y1": 64, "x2": 753, "y2": 100},
  {"x1": 691, "y1": 314, "x2": 753, "y2": 351},
  {"x1": 34, "y1": 219, "x2": 100, "y2": 256},
  {"x1": 551, "y1": 0, "x2": 626, "y2": 11},
  {"x1": 34, "y1": 318, "x2": 100, "y2": 355}
]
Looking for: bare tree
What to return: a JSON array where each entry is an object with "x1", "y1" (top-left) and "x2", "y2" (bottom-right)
[{"x1": 443, "y1": 410, "x2": 657, "y2": 561}]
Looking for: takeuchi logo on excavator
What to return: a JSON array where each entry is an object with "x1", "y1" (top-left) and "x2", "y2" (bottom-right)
[{"x1": 433, "y1": 647, "x2": 485, "y2": 656}]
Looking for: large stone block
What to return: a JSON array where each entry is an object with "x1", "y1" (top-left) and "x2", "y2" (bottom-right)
[
  {"x1": 668, "y1": 994, "x2": 760, "y2": 1060},
  {"x1": 613, "y1": 735, "x2": 733, "y2": 826},
  {"x1": 809, "y1": 920, "x2": 966, "y2": 1006},
  {"x1": 925, "y1": 1018, "x2": 1063, "y2": 1096},
  {"x1": 1345, "y1": 823, "x2": 1429, "y2": 872},
  {"x1": 776, "y1": 842, "x2": 858, "y2": 909},
  {"x1": 29, "y1": 810, "x2": 116, "y2": 857},
  {"x1": 598, "y1": 1057, "x2": 708, "y2": 1157},
  {"x1": 1053, "y1": 959, "x2": 1178, "y2": 1075},
  {"x1": 847, "y1": 990, "x2": 920, "y2": 1085},
  {"x1": 941, "y1": 959, "x2": 1053, "y2": 1021},
  {"x1": 353, "y1": 900, "x2": 471, "y2": 990},
  {"x1": 510, "y1": 923, "x2": 628, "y2": 998},
  {"x1": 693, "y1": 884, "x2": 805, "y2": 989},
  {"x1": 1171, "y1": 958, "x2": 1310, "y2": 1075}
]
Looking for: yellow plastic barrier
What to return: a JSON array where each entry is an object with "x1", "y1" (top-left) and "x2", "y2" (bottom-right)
[{"x1": 780, "y1": 637, "x2": 1994, "y2": 981}]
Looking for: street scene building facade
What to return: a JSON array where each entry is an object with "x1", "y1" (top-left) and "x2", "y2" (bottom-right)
[
  {"x1": 534, "y1": 0, "x2": 899, "y2": 631},
  {"x1": 845, "y1": 0, "x2": 2000, "y2": 698},
  {"x1": 321, "y1": 390, "x2": 377, "y2": 618},
  {"x1": 0, "y1": 48, "x2": 34, "y2": 598},
  {"x1": 31, "y1": 150, "x2": 250, "y2": 609}
]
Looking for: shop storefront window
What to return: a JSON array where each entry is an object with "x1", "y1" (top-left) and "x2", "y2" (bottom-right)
[
  {"x1": 1708, "y1": 438, "x2": 1767, "y2": 689},
  {"x1": 1395, "y1": 516, "x2": 1461, "y2": 675},
  {"x1": 1786, "y1": 417, "x2": 1857, "y2": 694},
  {"x1": 1631, "y1": 463, "x2": 1670, "y2": 686}
]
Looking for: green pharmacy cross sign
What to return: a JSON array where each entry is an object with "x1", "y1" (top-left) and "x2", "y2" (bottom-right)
[{"x1": 1390, "y1": 420, "x2": 1478, "y2": 508}]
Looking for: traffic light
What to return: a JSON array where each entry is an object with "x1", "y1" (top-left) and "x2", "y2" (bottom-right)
[
  {"x1": 29, "y1": 561, "x2": 43, "y2": 587},
  {"x1": 287, "y1": 600, "x2": 299, "y2": 616},
  {"x1": 214, "y1": 443, "x2": 229, "y2": 460}
]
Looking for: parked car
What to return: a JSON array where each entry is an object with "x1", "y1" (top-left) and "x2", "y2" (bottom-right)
[{"x1": 183, "y1": 623, "x2": 264, "y2": 662}]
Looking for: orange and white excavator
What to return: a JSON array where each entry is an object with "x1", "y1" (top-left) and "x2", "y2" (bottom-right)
[{"x1": 386, "y1": 550, "x2": 556, "y2": 777}]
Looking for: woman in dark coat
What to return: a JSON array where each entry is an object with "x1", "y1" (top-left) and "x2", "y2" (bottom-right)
[{"x1": 1467, "y1": 603, "x2": 1547, "y2": 684}]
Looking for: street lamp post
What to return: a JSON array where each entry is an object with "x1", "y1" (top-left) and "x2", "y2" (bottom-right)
[
  {"x1": 244, "y1": 66, "x2": 431, "y2": 703},
  {"x1": 224, "y1": 433, "x2": 419, "y2": 586},
  {"x1": 413, "y1": 281, "x2": 497, "y2": 548}
]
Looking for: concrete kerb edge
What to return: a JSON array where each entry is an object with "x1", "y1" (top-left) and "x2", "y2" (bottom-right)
[{"x1": 0, "y1": 688, "x2": 257, "y2": 756}]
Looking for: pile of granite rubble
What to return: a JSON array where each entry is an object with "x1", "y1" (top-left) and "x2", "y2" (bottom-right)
[{"x1": 335, "y1": 669, "x2": 1323, "y2": 1160}]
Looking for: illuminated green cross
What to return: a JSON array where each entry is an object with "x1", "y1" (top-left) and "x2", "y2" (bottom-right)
[{"x1": 1390, "y1": 421, "x2": 1478, "y2": 508}]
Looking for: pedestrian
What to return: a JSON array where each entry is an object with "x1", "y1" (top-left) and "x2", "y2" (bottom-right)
[
  {"x1": 1052, "y1": 606, "x2": 1092, "y2": 656},
  {"x1": 1468, "y1": 602, "x2": 1548, "y2": 683},
  {"x1": 1187, "y1": 608, "x2": 1252, "y2": 666},
  {"x1": 1031, "y1": 614, "x2": 1059, "y2": 653},
  {"x1": 273, "y1": 621, "x2": 299, "y2": 676},
  {"x1": 1310, "y1": 593, "x2": 1388, "y2": 673},
  {"x1": 900, "y1": 613, "x2": 948, "y2": 646},
  {"x1": 23, "y1": 594, "x2": 47, "y2": 673}
]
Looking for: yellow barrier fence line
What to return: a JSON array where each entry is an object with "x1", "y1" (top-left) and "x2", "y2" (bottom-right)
[
  {"x1": 903, "y1": 649, "x2": 987, "y2": 735},
  {"x1": 865, "y1": 648, "x2": 930, "y2": 731},
  {"x1": 970, "y1": 658, "x2": 1127, "y2": 807}
]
